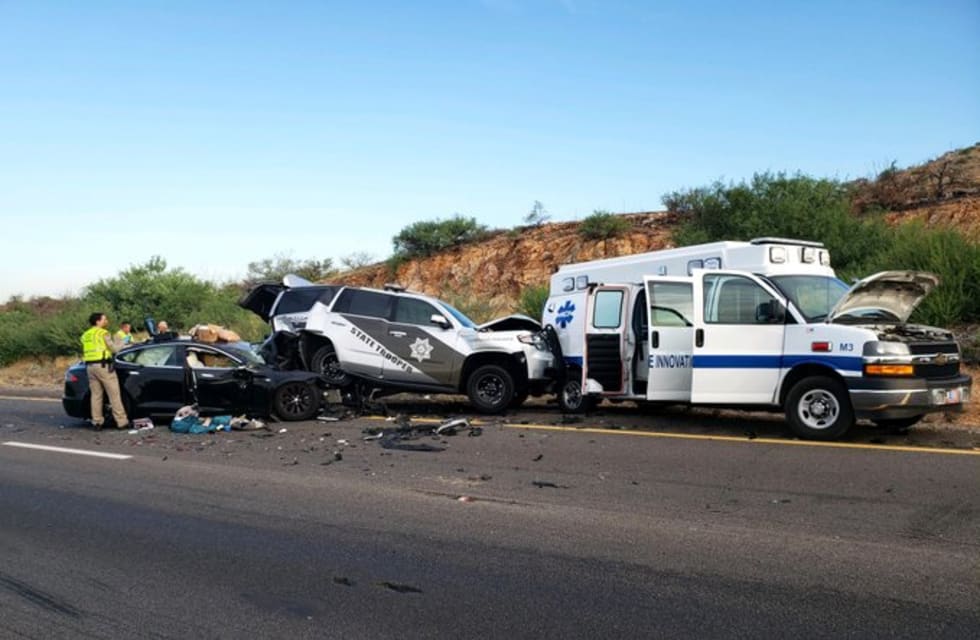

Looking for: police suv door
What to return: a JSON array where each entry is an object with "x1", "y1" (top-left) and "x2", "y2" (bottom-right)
[
  {"x1": 583, "y1": 286, "x2": 630, "y2": 395},
  {"x1": 328, "y1": 289, "x2": 393, "y2": 379},
  {"x1": 691, "y1": 270, "x2": 787, "y2": 404},
  {"x1": 643, "y1": 276, "x2": 694, "y2": 402},
  {"x1": 383, "y1": 297, "x2": 462, "y2": 388}
]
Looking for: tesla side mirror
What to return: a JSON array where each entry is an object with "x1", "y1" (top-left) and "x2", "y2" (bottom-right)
[
  {"x1": 233, "y1": 366, "x2": 251, "y2": 379},
  {"x1": 430, "y1": 314, "x2": 451, "y2": 330}
]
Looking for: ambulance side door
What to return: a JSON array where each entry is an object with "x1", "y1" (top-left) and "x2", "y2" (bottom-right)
[
  {"x1": 643, "y1": 276, "x2": 694, "y2": 402},
  {"x1": 691, "y1": 270, "x2": 787, "y2": 404},
  {"x1": 583, "y1": 285, "x2": 630, "y2": 395}
]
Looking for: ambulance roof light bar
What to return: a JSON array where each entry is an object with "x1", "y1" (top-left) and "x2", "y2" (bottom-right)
[{"x1": 750, "y1": 237, "x2": 825, "y2": 248}]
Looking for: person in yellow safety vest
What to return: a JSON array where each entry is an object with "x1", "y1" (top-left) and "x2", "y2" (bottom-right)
[
  {"x1": 80, "y1": 312, "x2": 129, "y2": 431},
  {"x1": 114, "y1": 321, "x2": 134, "y2": 345}
]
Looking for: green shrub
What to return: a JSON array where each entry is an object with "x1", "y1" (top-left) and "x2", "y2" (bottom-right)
[
  {"x1": 663, "y1": 173, "x2": 891, "y2": 276},
  {"x1": 392, "y1": 215, "x2": 489, "y2": 259},
  {"x1": 579, "y1": 210, "x2": 631, "y2": 240},
  {"x1": 516, "y1": 284, "x2": 549, "y2": 320},
  {"x1": 865, "y1": 222, "x2": 980, "y2": 326}
]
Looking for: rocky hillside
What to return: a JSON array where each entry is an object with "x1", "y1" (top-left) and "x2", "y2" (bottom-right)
[{"x1": 336, "y1": 144, "x2": 980, "y2": 318}]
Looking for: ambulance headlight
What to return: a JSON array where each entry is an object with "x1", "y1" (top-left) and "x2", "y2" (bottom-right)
[
  {"x1": 769, "y1": 247, "x2": 787, "y2": 264},
  {"x1": 862, "y1": 341, "x2": 910, "y2": 357},
  {"x1": 802, "y1": 247, "x2": 816, "y2": 263}
]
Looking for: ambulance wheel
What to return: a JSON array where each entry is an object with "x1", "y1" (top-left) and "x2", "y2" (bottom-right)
[
  {"x1": 467, "y1": 365, "x2": 515, "y2": 414},
  {"x1": 310, "y1": 344, "x2": 350, "y2": 387},
  {"x1": 785, "y1": 376, "x2": 854, "y2": 440},
  {"x1": 872, "y1": 415, "x2": 923, "y2": 431},
  {"x1": 558, "y1": 369, "x2": 597, "y2": 414}
]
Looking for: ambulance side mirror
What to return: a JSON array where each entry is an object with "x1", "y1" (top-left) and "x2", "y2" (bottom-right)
[
  {"x1": 430, "y1": 314, "x2": 452, "y2": 330},
  {"x1": 756, "y1": 299, "x2": 786, "y2": 324}
]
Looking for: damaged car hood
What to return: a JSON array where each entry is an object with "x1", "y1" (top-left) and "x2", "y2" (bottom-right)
[
  {"x1": 476, "y1": 314, "x2": 543, "y2": 333},
  {"x1": 828, "y1": 271, "x2": 939, "y2": 324}
]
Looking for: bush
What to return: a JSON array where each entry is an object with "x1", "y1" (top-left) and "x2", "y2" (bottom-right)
[
  {"x1": 663, "y1": 173, "x2": 891, "y2": 276},
  {"x1": 579, "y1": 210, "x2": 631, "y2": 240},
  {"x1": 516, "y1": 284, "x2": 549, "y2": 320},
  {"x1": 392, "y1": 215, "x2": 489, "y2": 259},
  {"x1": 865, "y1": 222, "x2": 980, "y2": 326}
]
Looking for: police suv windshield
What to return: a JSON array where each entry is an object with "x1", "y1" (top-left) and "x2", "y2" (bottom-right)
[
  {"x1": 767, "y1": 275, "x2": 849, "y2": 323},
  {"x1": 439, "y1": 303, "x2": 477, "y2": 329}
]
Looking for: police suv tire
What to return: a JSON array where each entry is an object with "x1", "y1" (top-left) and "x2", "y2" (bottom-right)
[
  {"x1": 785, "y1": 376, "x2": 854, "y2": 441},
  {"x1": 872, "y1": 415, "x2": 924, "y2": 431},
  {"x1": 273, "y1": 381, "x2": 320, "y2": 422},
  {"x1": 467, "y1": 365, "x2": 515, "y2": 414},
  {"x1": 310, "y1": 345, "x2": 351, "y2": 387},
  {"x1": 558, "y1": 368, "x2": 597, "y2": 414}
]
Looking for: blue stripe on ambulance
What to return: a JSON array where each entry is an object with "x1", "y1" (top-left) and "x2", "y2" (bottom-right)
[{"x1": 691, "y1": 355, "x2": 863, "y2": 372}]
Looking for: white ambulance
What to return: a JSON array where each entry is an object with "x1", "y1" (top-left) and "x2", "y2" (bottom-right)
[{"x1": 541, "y1": 238, "x2": 971, "y2": 440}]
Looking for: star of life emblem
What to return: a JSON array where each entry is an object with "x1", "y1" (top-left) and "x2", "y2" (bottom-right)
[{"x1": 409, "y1": 337, "x2": 434, "y2": 363}]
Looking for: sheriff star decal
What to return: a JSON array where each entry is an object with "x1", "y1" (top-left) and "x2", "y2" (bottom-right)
[{"x1": 409, "y1": 337, "x2": 434, "y2": 363}]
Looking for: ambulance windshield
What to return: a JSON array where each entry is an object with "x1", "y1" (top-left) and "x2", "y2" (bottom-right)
[{"x1": 768, "y1": 275, "x2": 849, "y2": 322}]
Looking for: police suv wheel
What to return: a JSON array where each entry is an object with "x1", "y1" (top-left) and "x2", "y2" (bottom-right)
[
  {"x1": 557, "y1": 368, "x2": 597, "y2": 414},
  {"x1": 467, "y1": 365, "x2": 515, "y2": 414},
  {"x1": 785, "y1": 376, "x2": 854, "y2": 440},
  {"x1": 310, "y1": 345, "x2": 350, "y2": 387},
  {"x1": 273, "y1": 381, "x2": 319, "y2": 422}
]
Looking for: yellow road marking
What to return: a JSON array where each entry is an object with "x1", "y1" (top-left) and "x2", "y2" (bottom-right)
[
  {"x1": 0, "y1": 395, "x2": 60, "y2": 403},
  {"x1": 364, "y1": 415, "x2": 979, "y2": 456},
  {"x1": 501, "y1": 423, "x2": 980, "y2": 456}
]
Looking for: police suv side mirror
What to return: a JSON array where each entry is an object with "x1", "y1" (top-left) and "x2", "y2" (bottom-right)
[{"x1": 430, "y1": 314, "x2": 451, "y2": 330}]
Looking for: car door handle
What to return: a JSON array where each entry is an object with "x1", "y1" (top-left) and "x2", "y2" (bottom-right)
[
  {"x1": 331, "y1": 321, "x2": 346, "y2": 327},
  {"x1": 199, "y1": 373, "x2": 215, "y2": 379},
  {"x1": 695, "y1": 329, "x2": 704, "y2": 348},
  {"x1": 389, "y1": 331, "x2": 407, "y2": 338},
  {"x1": 651, "y1": 331, "x2": 659, "y2": 348},
  {"x1": 128, "y1": 371, "x2": 140, "y2": 376}
]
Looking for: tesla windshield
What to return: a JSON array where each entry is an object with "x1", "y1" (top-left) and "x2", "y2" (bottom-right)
[{"x1": 768, "y1": 275, "x2": 849, "y2": 322}]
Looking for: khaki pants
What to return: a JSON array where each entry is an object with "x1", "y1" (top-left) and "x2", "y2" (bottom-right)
[{"x1": 88, "y1": 363, "x2": 129, "y2": 428}]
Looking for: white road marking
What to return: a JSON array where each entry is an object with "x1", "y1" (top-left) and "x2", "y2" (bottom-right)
[{"x1": 2, "y1": 442, "x2": 132, "y2": 460}]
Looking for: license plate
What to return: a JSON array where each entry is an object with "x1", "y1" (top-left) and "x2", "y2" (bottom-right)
[{"x1": 945, "y1": 388, "x2": 962, "y2": 404}]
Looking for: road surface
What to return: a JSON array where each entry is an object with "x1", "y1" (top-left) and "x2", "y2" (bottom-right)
[{"x1": 1, "y1": 391, "x2": 978, "y2": 638}]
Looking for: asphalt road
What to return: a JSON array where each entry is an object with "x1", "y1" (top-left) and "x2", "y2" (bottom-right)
[{"x1": 1, "y1": 391, "x2": 979, "y2": 639}]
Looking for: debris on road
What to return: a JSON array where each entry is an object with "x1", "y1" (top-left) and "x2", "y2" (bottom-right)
[
  {"x1": 377, "y1": 581, "x2": 423, "y2": 594},
  {"x1": 532, "y1": 480, "x2": 569, "y2": 489},
  {"x1": 333, "y1": 577, "x2": 355, "y2": 587},
  {"x1": 359, "y1": 415, "x2": 483, "y2": 452},
  {"x1": 532, "y1": 453, "x2": 543, "y2": 462}
]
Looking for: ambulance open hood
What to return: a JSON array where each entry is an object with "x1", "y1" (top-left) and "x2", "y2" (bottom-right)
[
  {"x1": 476, "y1": 314, "x2": 543, "y2": 333},
  {"x1": 827, "y1": 271, "x2": 939, "y2": 324}
]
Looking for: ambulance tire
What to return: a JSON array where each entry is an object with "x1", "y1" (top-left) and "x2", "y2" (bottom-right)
[
  {"x1": 310, "y1": 344, "x2": 351, "y2": 387},
  {"x1": 467, "y1": 365, "x2": 515, "y2": 414},
  {"x1": 558, "y1": 368, "x2": 597, "y2": 414},
  {"x1": 785, "y1": 376, "x2": 854, "y2": 440}
]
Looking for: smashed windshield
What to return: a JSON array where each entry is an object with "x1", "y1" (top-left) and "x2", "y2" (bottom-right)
[
  {"x1": 225, "y1": 343, "x2": 266, "y2": 366},
  {"x1": 768, "y1": 275, "x2": 849, "y2": 322}
]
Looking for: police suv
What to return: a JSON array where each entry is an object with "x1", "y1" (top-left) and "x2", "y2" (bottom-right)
[
  {"x1": 285, "y1": 285, "x2": 555, "y2": 413},
  {"x1": 542, "y1": 238, "x2": 971, "y2": 440}
]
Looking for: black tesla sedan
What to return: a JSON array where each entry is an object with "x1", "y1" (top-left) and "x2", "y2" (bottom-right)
[{"x1": 63, "y1": 338, "x2": 326, "y2": 423}]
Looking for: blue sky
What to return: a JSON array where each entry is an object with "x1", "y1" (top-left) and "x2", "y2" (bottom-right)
[{"x1": 1, "y1": 0, "x2": 977, "y2": 299}]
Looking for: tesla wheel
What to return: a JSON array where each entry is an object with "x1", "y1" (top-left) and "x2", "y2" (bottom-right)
[
  {"x1": 310, "y1": 344, "x2": 351, "y2": 387},
  {"x1": 785, "y1": 376, "x2": 854, "y2": 440},
  {"x1": 872, "y1": 415, "x2": 924, "y2": 431},
  {"x1": 273, "y1": 382, "x2": 320, "y2": 422},
  {"x1": 557, "y1": 367, "x2": 597, "y2": 414},
  {"x1": 467, "y1": 365, "x2": 515, "y2": 414}
]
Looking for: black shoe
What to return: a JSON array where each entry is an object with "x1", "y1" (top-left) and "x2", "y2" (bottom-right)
[{"x1": 93, "y1": 422, "x2": 103, "y2": 431}]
